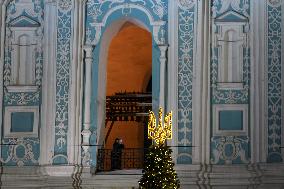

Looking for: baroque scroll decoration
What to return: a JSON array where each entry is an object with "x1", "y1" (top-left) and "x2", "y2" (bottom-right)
[
  {"x1": 212, "y1": 0, "x2": 250, "y2": 18},
  {"x1": 2, "y1": 0, "x2": 43, "y2": 166},
  {"x1": 3, "y1": 0, "x2": 43, "y2": 105},
  {"x1": 210, "y1": 0, "x2": 251, "y2": 165},
  {"x1": 4, "y1": 92, "x2": 40, "y2": 106},
  {"x1": 267, "y1": 1, "x2": 282, "y2": 162},
  {"x1": 1, "y1": 138, "x2": 39, "y2": 167},
  {"x1": 211, "y1": 0, "x2": 250, "y2": 104},
  {"x1": 178, "y1": 0, "x2": 195, "y2": 10},
  {"x1": 177, "y1": 2, "x2": 196, "y2": 164},
  {"x1": 211, "y1": 47, "x2": 250, "y2": 104},
  {"x1": 86, "y1": 0, "x2": 166, "y2": 21},
  {"x1": 53, "y1": 0, "x2": 73, "y2": 162},
  {"x1": 268, "y1": 0, "x2": 282, "y2": 6},
  {"x1": 211, "y1": 136, "x2": 249, "y2": 164},
  {"x1": 86, "y1": 0, "x2": 167, "y2": 45}
]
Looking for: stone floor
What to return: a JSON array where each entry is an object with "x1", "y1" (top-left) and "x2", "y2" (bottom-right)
[{"x1": 0, "y1": 164, "x2": 284, "y2": 189}]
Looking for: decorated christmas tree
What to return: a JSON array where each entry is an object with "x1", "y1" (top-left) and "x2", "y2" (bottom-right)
[{"x1": 139, "y1": 108, "x2": 180, "y2": 189}]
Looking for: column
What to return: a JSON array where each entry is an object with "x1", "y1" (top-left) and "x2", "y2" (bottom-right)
[
  {"x1": 40, "y1": 0, "x2": 57, "y2": 165},
  {"x1": 159, "y1": 45, "x2": 168, "y2": 110},
  {"x1": 82, "y1": 45, "x2": 93, "y2": 166}
]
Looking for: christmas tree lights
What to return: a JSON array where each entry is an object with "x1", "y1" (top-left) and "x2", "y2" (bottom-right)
[{"x1": 139, "y1": 108, "x2": 180, "y2": 189}]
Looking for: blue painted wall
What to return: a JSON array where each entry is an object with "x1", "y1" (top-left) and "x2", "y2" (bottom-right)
[
  {"x1": 1, "y1": 0, "x2": 44, "y2": 166},
  {"x1": 210, "y1": 0, "x2": 251, "y2": 165},
  {"x1": 0, "y1": 0, "x2": 283, "y2": 168},
  {"x1": 177, "y1": 3, "x2": 196, "y2": 164},
  {"x1": 53, "y1": 0, "x2": 73, "y2": 165},
  {"x1": 267, "y1": 1, "x2": 282, "y2": 163}
]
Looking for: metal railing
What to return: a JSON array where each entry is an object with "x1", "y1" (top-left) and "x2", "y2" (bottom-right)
[
  {"x1": 106, "y1": 92, "x2": 152, "y2": 122},
  {"x1": 96, "y1": 148, "x2": 147, "y2": 172}
]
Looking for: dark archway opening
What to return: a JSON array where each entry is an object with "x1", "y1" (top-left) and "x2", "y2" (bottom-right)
[{"x1": 97, "y1": 22, "x2": 152, "y2": 172}]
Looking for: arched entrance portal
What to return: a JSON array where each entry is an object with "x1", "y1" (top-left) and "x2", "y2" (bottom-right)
[
  {"x1": 84, "y1": 4, "x2": 168, "y2": 168},
  {"x1": 95, "y1": 18, "x2": 157, "y2": 149},
  {"x1": 93, "y1": 17, "x2": 159, "y2": 171},
  {"x1": 104, "y1": 22, "x2": 152, "y2": 149}
]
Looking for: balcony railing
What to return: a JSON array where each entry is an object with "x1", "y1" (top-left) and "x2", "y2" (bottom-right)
[
  {"x1": 96, "y1": 148, "x2": 147, "y2": 172},
  {"x1": 106, "y1": 92, "x2": 152, "y2": 122}
]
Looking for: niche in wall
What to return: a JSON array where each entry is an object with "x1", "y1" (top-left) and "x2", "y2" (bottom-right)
[
  {"x1": 213, "y1": 11, "x2": 249, "y2": 89},
  {"x1": 7, "y1": 15, "x2": 41, "y2": 92}
]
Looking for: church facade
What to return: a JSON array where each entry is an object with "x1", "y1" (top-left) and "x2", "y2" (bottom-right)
[{"x1": 0, "y1": 0, "x2": 284, "y2": 188}]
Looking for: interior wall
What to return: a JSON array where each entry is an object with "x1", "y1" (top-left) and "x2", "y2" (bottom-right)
[
  {"x1": 105, "y1": 23, "x2": 152, "y2": 149},
  {"x1": 106, "y1": 22, "x2": 152, "y2": 95}
]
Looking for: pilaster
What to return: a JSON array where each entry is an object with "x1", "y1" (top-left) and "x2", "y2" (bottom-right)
[
  {"x1": 82, "y1": 45, "x2": 94, "y2": 166},
  {"x1": 158, "y1": 44, "x2": 168, "y2": 110}
]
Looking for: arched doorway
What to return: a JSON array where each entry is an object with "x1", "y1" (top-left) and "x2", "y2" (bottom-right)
[
  {"x1": 94, "y1": 18, "x2": 155, "y2": 171},
  {"x1": 82, "y1": 2, "x2": 168, "y2": 169},
  {"x1": 104, "y1": 22, "x2": 152, "y2": 149}
]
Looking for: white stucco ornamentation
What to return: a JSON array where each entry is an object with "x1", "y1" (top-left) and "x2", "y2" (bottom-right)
[
  {"x1": 266, "y1": 0, "x2": 283, "y2": 161},
  {"x1": 0, "y1": 138, "x2": 39, "y2": 167},
  {"x1": 211, "y1": 136, "x2": 249, "y2": 164},
  {"x1": 87, "y1": 0, "x2": 165, "y2": 21},
  {"x1": 54, "y1": 0, "x2": 73, "y2": 157},
  {"x1": 178, "y1": 0, "x2": 195, "y2": 10},
  {"x1": 86, "y1": 0, "x2": 166, "y2": 45},
  {"x1": 4, "y1": 0, "x2": 43, "y2": 88},
  {"x1": 212, "y1": 0, "x2": 249, "y2": 18},
  {"x1": 0, "y1": 0, "x2": 283, "y2": 188},
  {"x1": 213, "y1": 11, "x2": 248, "y2": 87},
  {"x1": 58, "y1": 0, "x2": 73, "y2": 11},
  {"x1": 268, "y1": 0, "x2": 282, "y2": 6}
]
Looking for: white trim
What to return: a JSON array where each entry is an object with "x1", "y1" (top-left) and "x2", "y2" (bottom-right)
[
  {"x1": 9, "y1": 26, "x2": 39, "y2": 31},
  {"x1": 6, "y1": 85, "x2": 39, "y2": 93},
  {"x1": 263, "y1": 0, "x2": 269, "y2": 162},
  {"x1": 215, "y1": 10, "x2": 248, "y2": 21},
  {"x1": 68, "y1": 0, "x2": 76, "y2": 165},
  {"x1": 43, "y1": 165, "x2": 75, "y2": 177},
  {"x1": 201, "y1": 0, "x2": 211, "y2": 164},
  {"x1": 0, "y1": 0, "x2": 7, "y2": 146},
  {"x1": 0, "y1": 1, "x2": 9, "y2": 153},
  {"x1": 158, "y1": 45, "x2": 168, "y2": 112},
  {"x1": 212, "y1": 104, "x2": 249, "y2": 136},
  {"x1": 192, "y1": 0, "x2": 200, "y2": 164},
  {"x1": 40, "y1": 0, "x2": 57, "y2": 165},
  {"x1": 82, "y1": 45, "x2": 93, "y2": 166},
  {"x1": 217, "y1": 82, "x2": 244, "y2": 89},
  {"x1": 249, "y1": 0, "x2": 265, "y2": 163},
  {"x1": 281, "y1": 0, "x2": 284, "y2": 160},
  {"x1": 93, "y1": 4, "x2": 165, "y2": 28},
  {"x1": 69, "y1": 0, "x2": 85, "y2": 166},
  {"x1": 214, "y1": 21, "x2": 247, "y2": 85},
  {"x1": 167, "y1": 0, "x2": 178, "y2": 163},
  {"x1": 205, "y1": 0, "x2": 212, "y2": 164},
  {"x1": 9, "y1": 23, "x2": 40, "y2": 86},
  {"x1": 89, "y1": 4, "x2": 165, "y2": 45},
  {"x1": 77, "y1": 0, "x2": 86, "y2": 165},
  {"x1": 8, "y1": 15, "x2": 40, "y2": 26},
  {"x1": 4, "y1": 106, "x2": 39, "y2": 138}
]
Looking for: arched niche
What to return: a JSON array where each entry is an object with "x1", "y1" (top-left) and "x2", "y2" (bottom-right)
[
  {"x1": 82, "y1": 3, "x2": 168, "y2": 167},
  {"x1": 96, "y1": 18, "x2": 153, "y2": 148},
  {"x1": 94, "y1": 17, "x2": 157, "y2": 148}
]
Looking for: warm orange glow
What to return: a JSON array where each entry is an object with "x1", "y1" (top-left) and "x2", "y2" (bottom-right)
[
  {"x1": 106, "y1": 22, "x2": 152, "y2": 95},
  {"x1": 105, "y1": 22, "x2": 152, "y2": 149}
]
